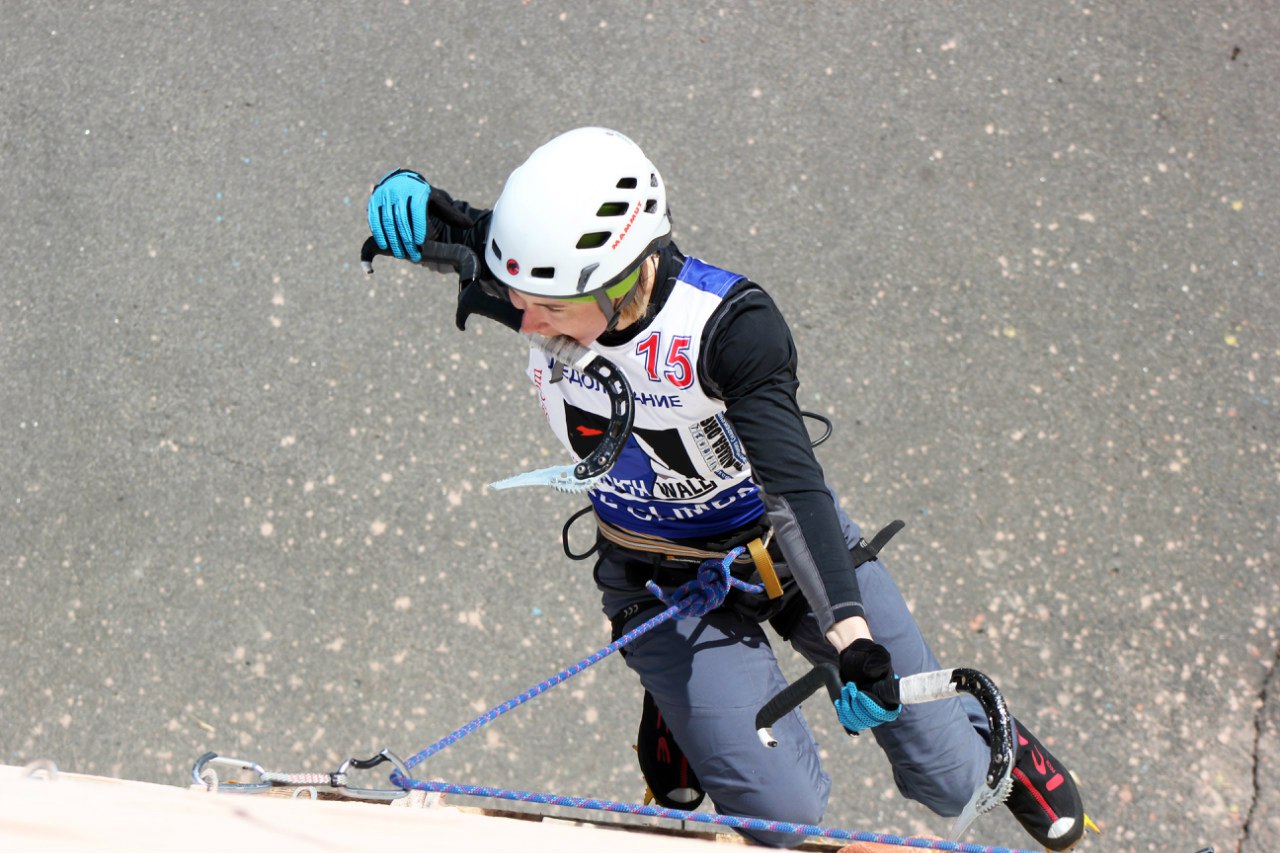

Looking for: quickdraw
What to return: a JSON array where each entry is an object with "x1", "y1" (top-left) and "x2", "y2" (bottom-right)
[{"x1": 191, "y1": 748, "x2": 411, "y2": 801}]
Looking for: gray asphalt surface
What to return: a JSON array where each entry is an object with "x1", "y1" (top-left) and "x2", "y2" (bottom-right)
[{"x1": 2, "y1": 3, "x2": 1276, "y2": 852}]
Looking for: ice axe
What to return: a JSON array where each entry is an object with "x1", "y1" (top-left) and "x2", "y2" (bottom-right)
[{"x1": 756, "y1": 663, "x2": 1015, "y2": 841}]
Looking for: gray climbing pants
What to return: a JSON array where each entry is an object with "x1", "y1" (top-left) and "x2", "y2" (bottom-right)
[{"x1": 595, "y1": 513, "x2": 993, "y2": 848}]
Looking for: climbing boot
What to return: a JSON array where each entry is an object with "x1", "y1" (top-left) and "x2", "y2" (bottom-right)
[
  {"x1": 636, "y1": 689, "x2": 704, "y2": 809},
  {"x1": 1005, "y1": 721, "x2": 1090, "y2": 850}
]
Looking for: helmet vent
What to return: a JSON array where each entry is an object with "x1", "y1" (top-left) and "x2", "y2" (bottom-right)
[
  {"x1": 596, "y1": 202, "x2": 630, "y2": 217},
  {"x1": 645, "y1": 199, "x2": 659, "y2": 214},
  {"x1": 616, "y1": 177, "x2": 638, "y2": 189},
  {"x1": 490, "y1": 239, "x2": 503, "y2": 260},
  {"x1": 576, "y1": 232, "x2": 611, "y2": 250},
  {"x1": 530, "y1": 267, "x2": 556, "y2": 279}
]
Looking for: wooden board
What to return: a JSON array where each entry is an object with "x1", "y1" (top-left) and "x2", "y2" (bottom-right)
[{"x1": 0, "y1": 763, "x2": 929, "y2": 853}]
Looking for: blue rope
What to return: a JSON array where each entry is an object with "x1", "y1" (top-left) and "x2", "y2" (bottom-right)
[
  {"x1": 395, "y1": 778, "x2": 1033, "y2": 853},
  {"x1": 392, "y1": 548, "x2": 1037, "y2": 853},
  {"x1": 399, "y1": 548, "x2": 756, "y2": 772}
]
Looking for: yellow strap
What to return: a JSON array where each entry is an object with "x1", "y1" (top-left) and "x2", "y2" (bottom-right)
[{"x1": 747, "y1": 537, "x2": 784, "y2": 600}]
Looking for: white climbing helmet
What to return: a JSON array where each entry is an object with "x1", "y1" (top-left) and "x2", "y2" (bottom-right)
[{"x1": 485, "y1": 127, "x2": 671, "y2": 321}]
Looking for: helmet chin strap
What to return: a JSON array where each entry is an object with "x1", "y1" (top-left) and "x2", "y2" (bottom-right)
[
  {"x1": 595, "y1": 256, "x2": 650, "y2": 332},
  {"x1": 595, "y1": 285, "x2": 643, "y2": 332},
  {"x1": 593, "y1": 288, "x2": 619, "y2": 330}
]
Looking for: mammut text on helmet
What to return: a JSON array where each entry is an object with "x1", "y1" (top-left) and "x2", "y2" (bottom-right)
[{"x1": 611, "y1": 200, "x2": 642, "y2": 251}]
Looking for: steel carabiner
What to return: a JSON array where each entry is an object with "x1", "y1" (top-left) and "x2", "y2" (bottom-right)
[
  {"x1": 191, "y1": 752, "x2": 272, "y2": 794},
  {"x1": 332, "y1": 748, "x2": 412, "y2": 801}
]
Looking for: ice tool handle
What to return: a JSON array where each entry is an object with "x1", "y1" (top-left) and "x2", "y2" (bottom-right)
[
  {"x1": 361, "y1": 236, "x2": 508, "y2": 332},
  {"x1": 360, "y1": 236, "x2": 635, "y2": 481},
  {"x1": 362, "y1": 236, "x2": 478, "y2": 282},
  {"x1": 755, "y1": 664, "x2": 1015, "y2": 840}
]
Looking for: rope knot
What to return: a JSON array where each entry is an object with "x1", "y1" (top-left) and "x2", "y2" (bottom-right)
[{"x1": 645, "y1": 547, "x2": 759, "y2": 619}]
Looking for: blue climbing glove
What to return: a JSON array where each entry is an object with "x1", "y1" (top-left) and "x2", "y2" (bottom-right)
[
  {"x1": 834, "y1": 638, "x2": 902, "y2": 734},
  {"x1": 368, "y1": 169, "x2": 433, "y2": 262},
  {"x1": 367, "y1": 169, "x2": 479, "y2": 264}
]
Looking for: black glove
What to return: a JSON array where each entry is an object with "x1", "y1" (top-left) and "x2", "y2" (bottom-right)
[{"x1": 838, "y1": 638, "x2": 901, "y2": 712}]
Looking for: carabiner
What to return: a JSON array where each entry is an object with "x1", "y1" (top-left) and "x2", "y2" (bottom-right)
[
  {"x1": 332, "y1": 749, "x2": 412, "y2": 801},
  {"x1": 191, "y1": 752, "x2": 272, "y2": 794}
]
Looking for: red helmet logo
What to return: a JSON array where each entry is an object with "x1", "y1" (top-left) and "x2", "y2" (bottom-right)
[{"x1": 507, "y1": 259, "x2": 520, "y2": 276}]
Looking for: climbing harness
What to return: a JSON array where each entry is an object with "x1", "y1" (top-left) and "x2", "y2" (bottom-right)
[{"x1": 592, "y1": 513, "x2": 784, "y2": 600}]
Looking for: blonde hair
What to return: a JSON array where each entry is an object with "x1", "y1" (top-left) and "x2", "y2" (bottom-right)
[{"x1": 612, "y1": 254, "x2": 658, "y2": 330}]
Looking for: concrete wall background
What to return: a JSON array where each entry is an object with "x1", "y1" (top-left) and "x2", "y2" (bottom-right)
[{"x1": 2, "y1": 3, "x2": 1276, "y2": 852}]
